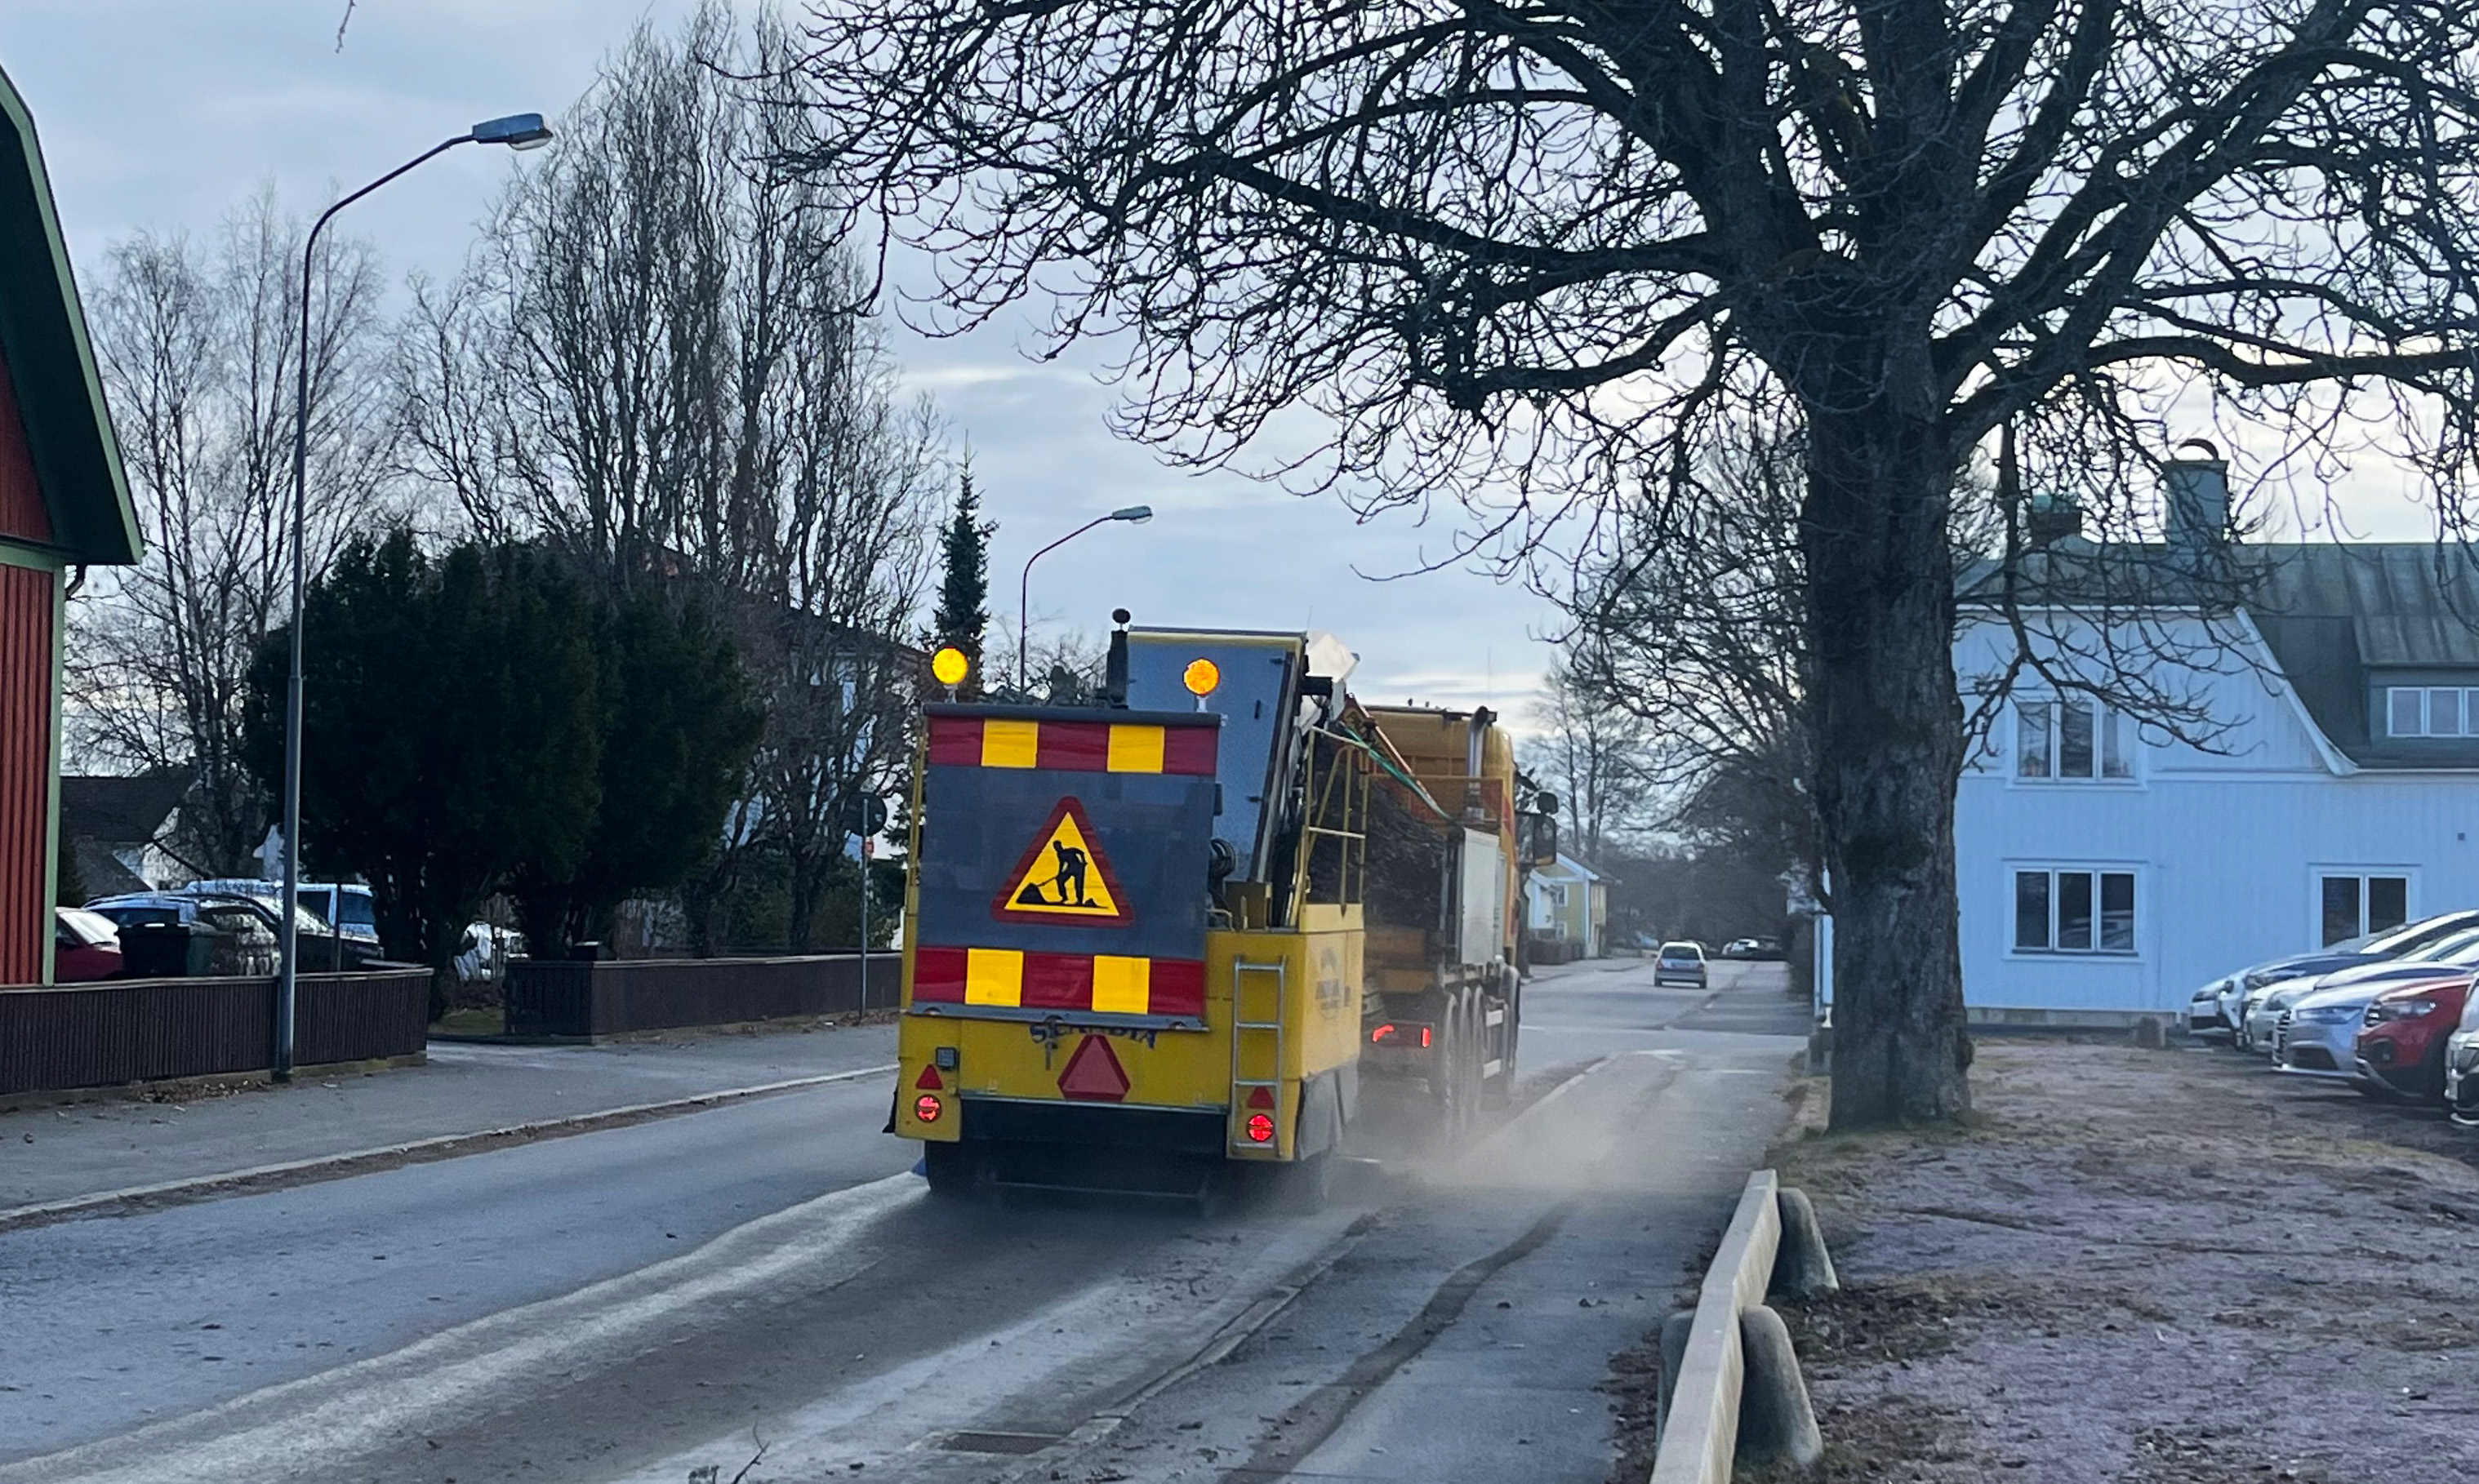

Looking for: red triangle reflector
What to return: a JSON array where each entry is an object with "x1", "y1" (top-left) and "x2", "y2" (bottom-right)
[
  {"x1": 1245, "y1": 1086, "x2": 1275, "y2": 1109},
  {"x1": 915, "y1": 1064, "x2": 945, "y2": 1091},
  {"x1": 1057, "y1": 1034, "x2": 1131, "y2": 1103}
]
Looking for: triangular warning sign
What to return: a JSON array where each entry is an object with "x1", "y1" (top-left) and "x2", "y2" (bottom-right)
[
  {"x1": 993, "y1": 797, "x2": 1132, "y2": 925},
  {"x1": 1057, "y1": 1034, "x2": 1131, "y2": 1102}
]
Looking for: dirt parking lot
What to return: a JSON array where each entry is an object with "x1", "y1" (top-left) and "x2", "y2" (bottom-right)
[{"x1": 1621, "y1": 1041, "x2": 2479, "y2": 1483}]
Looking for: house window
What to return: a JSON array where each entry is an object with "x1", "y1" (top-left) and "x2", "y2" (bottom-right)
[
  {"x1": 2014, "y1": 868, "x2": 2137, "y2": 954},
  {"x1": 2015, "y1": 699, "x2": 2134, "y2": 780},
  {"x1": 2319, "y1": 873, "x2": 2410, "y2": 946},
  {"x1": 2385, "y1": 686, "x2": 2479, "y2": 737}
]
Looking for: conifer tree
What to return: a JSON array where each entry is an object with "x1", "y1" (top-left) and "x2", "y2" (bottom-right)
[{"x1": 932, "y1": 466, "x2": 995, "y2": 699}]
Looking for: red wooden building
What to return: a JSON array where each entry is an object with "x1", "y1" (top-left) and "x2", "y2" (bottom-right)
[{"x1": 0, "y1": 64, "x2": 142, "y2": 984}]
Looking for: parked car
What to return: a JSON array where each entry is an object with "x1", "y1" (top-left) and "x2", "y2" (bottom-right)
[
  {"x1": 51, "y1": 905, "x2": 122, "y2": 982},
  {"x1": 1720, "y1": 937, "x2": 1786, "y2": 961},
  {"x1": 188, "y1": 878, "x2": 382, "y2": 960},
  {"x1": 1653, "y1": 940, "x2": 1708, "y2": 988},
  {"x1": 85, "y1": 891, "x2": 284, "y2": 977},
  {"x1": 453, "y1": 922, "x2": 526, "y2": 985},
  {"x1": 2218, "y1": 909, "x2": 2479, "y2": 1043},
  {"x1": 2355, "y1": 975, "x2": 2472, "y2": 1103},
  {"x1": 82, "y1": 889, "x2": 366, "y2": 975},
  {"x1": 2272, "y1": 935, "x2": 2479, "y2": 1074},
  {"x1": 2443, "y1": 993, "x2": 2479, "y2": 1127},
  {"x1": 2239, "y1": 924, "x2": 2479, "y2": 1051}
]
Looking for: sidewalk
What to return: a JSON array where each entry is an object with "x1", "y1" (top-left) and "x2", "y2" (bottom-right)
[{"x1": 2, "y1": 1020, "x2": 897, "y2": 1213}]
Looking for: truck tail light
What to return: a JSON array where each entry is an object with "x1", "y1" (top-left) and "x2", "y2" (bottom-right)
[
  {"x1": 1371, "y1": 1022, "x2": 1397, "y2": 1044},
  {"x1": 1245, "y1": 1113, "x2": 1275, "y2": 1144},
  {"x1": 1419, "y1": 1025, "x2": 1432, "y2": 1049},
  {"x1": 914, "y1": 1094, "x2": 944, "y2": 1123}
]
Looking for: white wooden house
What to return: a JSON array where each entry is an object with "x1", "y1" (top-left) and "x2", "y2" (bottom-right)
[
  {"x1": 1809, "y1": 455, "x2": 2479, "y2": 1024},
  {"x1": 1941, "y1": 455, "x2": 2479, "y2": 1020}
]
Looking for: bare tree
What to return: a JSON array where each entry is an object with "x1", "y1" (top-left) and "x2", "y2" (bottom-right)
[
  {"x1": 1562, "y1": 407, "x2": 1814, "y2": 835},
  {"x1": 1524, "y1": 662, "x2": 1657, "y2": 863},
  {"x1": 795, "y1": 0, "x2": 2479, "y2": 1126},
  {"x1": 403, "y1": 3, "x2": 945, "y2": 946},
  {"x1": 71, "y1": 193, "x2": 394, "y2": 877}
]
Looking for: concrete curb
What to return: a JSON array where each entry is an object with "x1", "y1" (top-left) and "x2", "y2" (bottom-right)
[
  {"x1": 1651, "y1": 1170, "x2": 1782, "y2": 1484},
  {"x1": 0, "y1": 1063, "x2": 896, "y2": 1233},
  {"x1": 1649, "y1": 1169, "x2": 1833, "y2": 1482}
]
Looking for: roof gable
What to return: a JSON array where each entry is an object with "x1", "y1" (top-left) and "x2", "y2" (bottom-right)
[{"x1": 0, "y1": 62, "x2": 139, "y2": 565}]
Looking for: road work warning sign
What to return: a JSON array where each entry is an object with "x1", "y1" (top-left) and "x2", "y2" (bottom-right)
[{"x1": 994, "y1": 798, "x2": 1132, "y2": 925}]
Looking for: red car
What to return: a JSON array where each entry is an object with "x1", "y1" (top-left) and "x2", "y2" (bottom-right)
[
  {"x1": 2354, "y1": 975, "x2": 2472, "y2": 1103},
  {"x1": 52, "y1": 906, "x2": 124, "y2": 982}
]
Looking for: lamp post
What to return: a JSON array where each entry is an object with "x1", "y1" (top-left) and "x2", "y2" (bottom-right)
[
  {"x1": 274, "y1": 113, "x2": 554, "y2": 1082},
  {"x1": 1017, "y1": 505, "x2": 1152, "y2": 692}
]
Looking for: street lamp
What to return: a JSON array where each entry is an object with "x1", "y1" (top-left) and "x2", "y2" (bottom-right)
[
  {"x1": 1017, "y1": 505, "x2": 1152, "y2": 691},
  {"x1": 274, "y1": 113, "x2": 554, "y2": 1082}
]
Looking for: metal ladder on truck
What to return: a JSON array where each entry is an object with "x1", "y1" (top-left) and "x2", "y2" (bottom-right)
[{"x1": 1230, "y1": 958, "x2": 1285, "y2": 1153}]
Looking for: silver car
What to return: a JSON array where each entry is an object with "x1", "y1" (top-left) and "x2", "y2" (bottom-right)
[
  {"x1": 2241, "y1": 975, "x2": 2323, "y2": 1053},
  {"x1": 2444, "y1": 995, "x2": 2479, "y2": 1126},
  {"x1": 1653, "y1": 940, "x2": 1707, "y2": 988},
  {"x1": 2274, "y1": 984, "x2": 2384, "y2": 1080}
]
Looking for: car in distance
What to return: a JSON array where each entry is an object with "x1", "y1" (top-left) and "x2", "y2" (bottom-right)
[
  {"x1": 2356, "y1": 975, "x2": 2472, "y2": 1104},
  {"x1": 189, "y1": 878, "x2": 381, "y2": 962},
  {"x1": 1653, "y1": 940, "x2": 1708, "y2": 988},
  {"x1": 52, "y1": 906, "x2": 122, "y2": 981}
]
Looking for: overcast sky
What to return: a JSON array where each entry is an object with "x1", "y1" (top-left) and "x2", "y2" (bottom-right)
[{"x1": 4, "y1": 0, "x2": 1563, "y2": 718}]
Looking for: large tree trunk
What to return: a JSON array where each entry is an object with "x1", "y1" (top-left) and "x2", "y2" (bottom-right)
[{"x1": 1800, "y1": 406, "x2": 1973, "y2": 1127}]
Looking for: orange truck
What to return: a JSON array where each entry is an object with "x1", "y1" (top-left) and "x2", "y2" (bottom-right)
[{"x1": 892, "y1": 620, "x2": 1550, "y2": 1205}]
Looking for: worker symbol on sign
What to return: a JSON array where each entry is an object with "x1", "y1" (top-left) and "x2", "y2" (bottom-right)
[{"x1": 994, "y1": 798, "x2": 1132, "y2": 925}]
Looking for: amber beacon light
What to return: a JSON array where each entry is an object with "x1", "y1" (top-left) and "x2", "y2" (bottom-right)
[
  {"x1": 1182, "y1": 657, "x2": 1221, "y2": 697},
  {"x1": 931, "y1": 646, "x2": 970, "y2": 688}
]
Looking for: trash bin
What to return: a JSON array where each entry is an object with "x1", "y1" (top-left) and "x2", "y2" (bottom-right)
[{"x1": 118, "y1": 921, "x2": 207, "y2": 978}]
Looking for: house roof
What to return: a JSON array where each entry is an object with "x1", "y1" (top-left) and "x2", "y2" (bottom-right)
[
  {"x1": 71, "y1": 836, "x2": 146, "y2": 897},
  {"x1": 59, "y1": 766, "x2": 191, "y2": 845},
  {"x1": 1534, "y1": 852, "x2": 1604, "y2": 883},
  {"x1": 0, "y1": 62, "x2": 140, "y2": 565},
  {"x1": 1963, "y1": 540, "x2": 2479, "y2": 770}
]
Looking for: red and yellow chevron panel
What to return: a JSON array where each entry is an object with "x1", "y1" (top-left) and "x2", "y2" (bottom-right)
[
  {"x1": 926, "y1": 715, "x2": 1215, "y2": 775},
  {"x1": 914, "y1": 946, "x2": 1208, "y2": 1018}
]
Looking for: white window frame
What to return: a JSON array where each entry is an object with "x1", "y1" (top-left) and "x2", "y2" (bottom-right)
[
  {"x1": 2384, "y1": 686, "x2": 2479, "y2": 738},
  {"x1": 2009, "y1": 864, "x2": 2142, "y2": 957},
  {"x1": 2011, "y1": 696, "x2": 2139, "y2": 784},
  {"x1": 2308, "y1": 866, "x2": 2416, "y2": 949}
]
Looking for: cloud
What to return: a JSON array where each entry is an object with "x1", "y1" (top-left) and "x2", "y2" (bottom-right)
[{"x1": 11, "y1": 0, "x2": 1558, "y2": 718}]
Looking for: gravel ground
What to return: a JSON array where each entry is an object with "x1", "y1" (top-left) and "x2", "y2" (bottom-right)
[{"x1": 1618, "y1": 1040, "x2": 2479, "y2": 1484}]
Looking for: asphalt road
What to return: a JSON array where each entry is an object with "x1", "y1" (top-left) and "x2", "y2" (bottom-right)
[{"x1": 0, "y1": 957, "x2": 1806, "y2": 1484}]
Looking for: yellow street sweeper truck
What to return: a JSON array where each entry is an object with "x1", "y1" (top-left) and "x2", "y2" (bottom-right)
[{"x1": 892, "y1": 618, "x2": 1553, "y2": 1205}]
